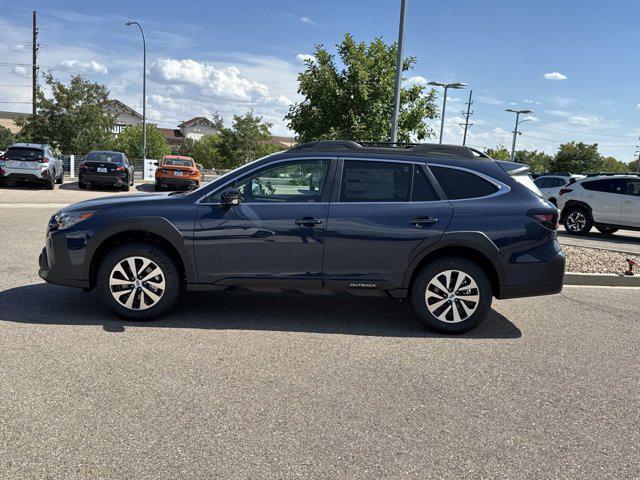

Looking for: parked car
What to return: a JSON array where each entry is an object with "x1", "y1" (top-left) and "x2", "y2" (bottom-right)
[
  {"x1": 155, "y1": 155, "x2": 202, "y2": 190},
  {"x1": 39, "y1": 141, "x2": 564, "y2": 334},
  {"x1": 533, "y1": 173, "x2": 584, "y2": 206},
  {"x1": 0, "y1": 143, "x2": 64, "y2": 189},
  {"x1": 557, "y1": 174, "x2": 640, "y2": 235},
  {"x1": 78, "y1": 151, "x2": 134, "y2": 191}
]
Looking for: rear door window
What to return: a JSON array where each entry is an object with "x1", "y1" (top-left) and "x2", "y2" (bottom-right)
[
  {"x1": 411, "y1": 165, "x2": 439, "y2": 201},
  {"x1": 4, "y1": 147, "x2": 44, "y2": 160},
  {"x1": 430, "y1": 166, "x2": 498, "y2": 200},
  {"x1": 340, "y1": 160, "x2": 412, "y2": 202},
  {"x1": 582, "y1": 179, "x2": 626, "y2": 194}
]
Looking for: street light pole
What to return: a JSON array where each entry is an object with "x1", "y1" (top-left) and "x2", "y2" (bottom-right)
[
  {"x1": 390, "y1": 0, "x2": 407, "y2": 143},
  {"x1": 428, "y1": 81, "x2": 467, "y2": 144},
  {"x1": 126, "y1": 21, "x2": 146, "y2": 162},
  {"x1": 506, "y1": 108, "x2": 533, "y2": 161}
]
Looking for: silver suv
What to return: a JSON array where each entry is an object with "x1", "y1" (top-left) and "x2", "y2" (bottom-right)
[{"x1": 0, "y1": 143, "x2": 64, "y2": 189}]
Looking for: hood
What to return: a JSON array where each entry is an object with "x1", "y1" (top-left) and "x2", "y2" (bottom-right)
[{"x1": 61, "y1": 192, "x2": 174, "y2": 212}]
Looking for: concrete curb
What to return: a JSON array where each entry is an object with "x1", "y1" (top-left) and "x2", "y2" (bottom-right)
[{"x1": 565, "y1": 272, "x2": 640, "y2": 287}]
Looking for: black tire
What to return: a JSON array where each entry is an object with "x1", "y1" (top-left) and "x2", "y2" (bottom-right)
[
  {"x1": 563, "y1": 207, "x2": 592, "y2": 236},
  {"x1": 121, "y1": 176, "x2": 130, "y2": 191},
  {"x1": 130, "y1": 174, "x2": 134, "y2": 186},
  {"x1": 595, "y1": 226, "x2": 618, "y2": 235},
  {"x1": 154, "y1": 183, "x2": 162, "y2": 191},
  {"x1": 410, "y1": 256, "x2": 492, "y2": 334},
  {"x1": 55, "y1": 171, "x2": 64, "y2": 184},
  {"x1": 45, "y1": 174, "x2": 55, "y2": 190},
  {"x1": 96, "y1": 242, "x2": 181, "y2": 320},
  {"x1": 78, "y1": 181, "x2": 87, "y2": 189},
  {"x1": 0, "y1": 178, "x2": 7, "y2": 187}
]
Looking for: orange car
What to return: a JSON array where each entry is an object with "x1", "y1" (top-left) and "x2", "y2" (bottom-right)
[{"x1": 155, "y1": 155, "x2": 203, "y2": 190}]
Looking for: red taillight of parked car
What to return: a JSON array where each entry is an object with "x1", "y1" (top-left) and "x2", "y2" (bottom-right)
[
  {"x1": 116, "y1": 166, "x2": 126, "y2": 172},
  {"x1": 35, "y1": 156, "x2": 49, "y2": 163},
  {"x1": 559, "y1": 188, "x2": 572, "y2": 195},
  {"x1": 0, "y1": 155, "x2": 6, "y2": 161},
  {"x1": 78, "y1": 163, "x2": 87, "y2": 170},
  {"x1": 528, "y1": 211, "x2": 559, "y2": 230}
]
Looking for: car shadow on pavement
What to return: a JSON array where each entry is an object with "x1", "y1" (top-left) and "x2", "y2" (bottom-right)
[
  {"x1": 0, "y1": 282, "x2": 522, "y2": 339},
  {"x1": 558, "y1": 230, "x2": 640, "y2": 247},
  {"x1": 135, "y1": 183, "x2": 156, "y2": 192}
]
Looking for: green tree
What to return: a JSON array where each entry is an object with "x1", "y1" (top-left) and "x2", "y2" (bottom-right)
[
  {"x1": 191, "y1": 134, "x2": 223, "y2": 169},
  {"x1": 549, "y1": 142, "x2": 601, "y2": 174},
  {"x1": 0, "y1": 125, "x2": 14, "y2": 150},
  {"x1": 514, "y1": 150, "x2": 553, "y2": 173},
  {"x1": 112, "y1": 124, "x2": 170, "y2": 160},
  {"x1": 179, "y1": 137, "x2": 196, "y2": 157},
  {"x1": 485, "y1": 145, "x2": 511, "y2": 160},
  {"x1": 286, "y1": 33, "x2": 437, "y2": 142},
  {"x1": 599, "y1": 155, "x2": 628, "y2": 173},
  {"x1": 16, "y1": 73, "x2": 114, "y2": 153},
  {"x1": 628, "y1": 159, "x2": 639, "y2": 172},
  {"x1": 217, "y1": 111, "x2": 273, "y2": 168}
]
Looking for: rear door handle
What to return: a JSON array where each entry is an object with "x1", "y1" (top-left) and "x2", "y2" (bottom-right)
[
  {"x1": 295, "y1": 217, "x2": 323, "y2": 227},
  {"x1": 410, "y1": 216, "x2": 438, "y2": 226}
]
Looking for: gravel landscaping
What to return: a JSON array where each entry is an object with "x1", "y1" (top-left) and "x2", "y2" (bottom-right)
[{"x1": 563, "y1": 244, "x2": 637, "y2": 274}]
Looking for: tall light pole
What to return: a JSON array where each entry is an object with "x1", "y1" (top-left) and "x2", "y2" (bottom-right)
[
  {"x1": 390, "y1": 0, "x2": 407, "y2": 143},
  {"x1": 428, "y1": 81, "x2": 467, "y2": 144},
  {"x1": 126, "y1": 21, "x2": 146, "y2": 161},
  {"x1": 506, "y1": 108, "x2": 533, "y2": 161}
]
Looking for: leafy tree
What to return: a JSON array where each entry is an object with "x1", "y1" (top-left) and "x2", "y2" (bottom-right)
[
  {"x1": 485, "y1": 145, "x2": 511, "y2": 160},
  {"x1": 514, "y1": 150, "x2": 553, "y2": 173},
  {"x1": 191, "y1": 134, "x2": 223, "y2": 169},
  {"x1": 217, "y1": 111, "x2": 272, "y2": 168},
  {"x1": 112, "y1": 124, "x2": 170, "y2": 160},
  {"x1": 628, "y1": 159, "x2": 639, "y2": 172},
  {"x1": 599, "y1": 156, "x2": 628, "y2": 173},
  {"x1": 549, "y1": 142, "x2": 601, "y2": 174},
  {"x1": 179, "y1": 137, "x2": 196, "y2": 157},
  {"x1": 286, "y1": 33, "x2": 437, "y2": 142},
  {"x1": 0, "y1": 125, "x2": 14, "y2": 150},
  {"x1": 16, "y1": 73, "x2": 115, "y2": 153}
]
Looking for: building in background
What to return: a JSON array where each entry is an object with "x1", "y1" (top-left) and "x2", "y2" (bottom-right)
[
  {"x1": 178, "y1": 117, "x2": 221, "y2": 140},
  {"x1": 102, "y1": 100, "x2": 144, "y2": 136}
]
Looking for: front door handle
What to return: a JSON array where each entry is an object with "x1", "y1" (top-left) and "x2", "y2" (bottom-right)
[
  {"x1": 295, "y1": 217, "x2": 323, "y2": 227},
  {"x1": 410, "y1": 216, "x2": 438, "y2": 226}
]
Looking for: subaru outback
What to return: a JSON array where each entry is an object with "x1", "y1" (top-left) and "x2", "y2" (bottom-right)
[{"x1": 39, "y1": 141, "x2": 565, "y2": 333}]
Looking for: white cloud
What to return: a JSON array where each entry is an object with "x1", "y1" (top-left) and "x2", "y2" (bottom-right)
[
  {"x1": 300, "y1": 16, "x2": 315, "y2": 24},
  {"x1": 509, "y1": 102, "x2": 517, "y2": 106},
  {"x1": 567, "y1": 114, "x2": 601, "y2": 126},
  {"x1": 544, "y1": 72, "x2": 567, "y2": 80},
  {"x1": 524, "y1": 99, "x2": 535, "y2": 104},
  {"x1": 11, "y1": 66, "x2": 29, "y2": 78},
  {"x1": 405, "y1": 75, "x2": 427, "y2": 86},
  {"x1": 636, "y1": 104, "x2": 640, "y2": 111},
  {"x1": 476, "y1": 95, "x2": 503, "y2": 106},
  {"x1": 525, "y1": 116, "x2": 538, "y2": 122},
  {"x1": 59, "y1": 59, "x2": 108, "y2": 74},
  {"x1": 296, "y1": 53, "x2": 316, "y2": 64},
  {"x1": 546, "y1": 110, "x2": 571, "y2": 117}
]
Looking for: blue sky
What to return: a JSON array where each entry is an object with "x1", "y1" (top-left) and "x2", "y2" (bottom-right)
[{"x1": 1, "y1": 0, "x2": 639, "y2": 160}]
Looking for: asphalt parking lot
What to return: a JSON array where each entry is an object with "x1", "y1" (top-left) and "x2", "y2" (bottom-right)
[{"x1": 1, "y1": 181, "x2": 639, "y2": 479}]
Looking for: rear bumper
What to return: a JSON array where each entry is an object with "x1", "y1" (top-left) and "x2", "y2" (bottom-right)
[
  {"x1": 156, "y1": 177, "x2": 199, "y2": 188},
  {"x1": 497, "y1": 249, "x2": 565, "y2": 299},
  {"x1": 2, "y1": 171, "x2": 49, "y2": 183},
  {"x1": 80, "y1": 172, "x2": 127, "y2": 185}
]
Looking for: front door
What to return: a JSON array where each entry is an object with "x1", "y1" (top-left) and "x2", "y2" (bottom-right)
[
  {"x1": 323, "y1": 160, "x2": 453, "y2": 290},
  {"x1": 193, "y1": 158, "x2": 334, "y2": 287}
]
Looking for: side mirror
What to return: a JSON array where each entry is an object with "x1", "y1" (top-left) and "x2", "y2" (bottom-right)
[{"x1": 221, "y1": 188, "x2": 241, "y2": 207}]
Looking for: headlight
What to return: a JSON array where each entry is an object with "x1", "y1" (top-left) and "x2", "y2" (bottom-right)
[{"x1": 53, "y1": 211, "x2": 95, "y2": 230}]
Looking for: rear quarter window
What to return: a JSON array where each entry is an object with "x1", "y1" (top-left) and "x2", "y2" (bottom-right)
[
  {"x1": 582, "y1": 179, "x2": 626, "y2": 194},
  {"x1": 430, "y1": 166, "x2": 498, "y2": 200}
]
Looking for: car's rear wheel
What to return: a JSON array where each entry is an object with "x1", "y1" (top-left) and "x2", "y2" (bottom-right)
[
  {"x1": 121, "y1": 175, "x2": 130, "y2": 191},
  {"x1": 563, "y1": 207, "x2": 592, "y2": 235},
  {"x1": 55, "y1": 171, "x2": 63, "y2": 184},
  {"x1": 154, "y1": 183, "x2": 162, "y2": 191},
  {"x1": 411, "y1": 257, "x2": 492, "y2": 334},
  {"x1": 97, "y1": 243, "x2": 181, "y2": 320},
  {"x1": 0, "y1": 178, "x2": 7, "y2": 187},
  {"x1": 595, "y1": 225, "x2": 618, "y2": 235},
  {"x1": 45, "y1": 174, "x2": 55, "y2": 190},
  {"x1": 78, "y1": 181, "x2": 87, "y2": 189}
]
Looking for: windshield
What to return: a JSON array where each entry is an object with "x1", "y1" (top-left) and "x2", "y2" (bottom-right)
[
  {"x1": 4, "y1": 147, "x2": 44, "y2": 160},
  {"x1": 86, "y1": 152, "x2": 124, "y2": 164},
  {"x1": 163, "y1": 159, "x2": 193, "y2": 167}
]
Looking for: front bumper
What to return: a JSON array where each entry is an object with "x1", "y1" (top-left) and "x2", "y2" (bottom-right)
[
  {"x1": 498, "y1": 249, "x2": 566, "y2": 299},
  {"x1": 38, "y1": 228, "x2": 90, "y2": 289}
]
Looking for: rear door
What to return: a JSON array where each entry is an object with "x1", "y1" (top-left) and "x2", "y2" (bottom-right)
[
  {"x1": 622, "y1": 178, "x2": 640, "y2": 227},
  {"x1": 582, "y1": 178, "x2": 625, "y2": 225},
  {"x1": 322, "y1": 159, "x2": 453, "y2": 290}
]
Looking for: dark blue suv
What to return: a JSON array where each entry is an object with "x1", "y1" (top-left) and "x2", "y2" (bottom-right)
[{"x1": 39, "y1": 141, "x2": 565, "y2": 333}]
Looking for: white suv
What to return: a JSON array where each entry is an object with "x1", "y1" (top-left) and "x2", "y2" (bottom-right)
[
  {"x1": 533, "y1": 174, "x2": 584, "y2": 206},
  {"x1": 557, "y1": 174, "x2": 640, "y2": 235}
]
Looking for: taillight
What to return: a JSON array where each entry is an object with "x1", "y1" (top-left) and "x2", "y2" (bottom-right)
[
  {"x1": 79, "y1": 163, "x2": 87, "y2": 170},
  {"x1": 0, "y1": 155, "x2": 6, "y2": 161},
  {"x1": 528, "y1": 210, "x2": 559, "y2": 230},
  {"x1": 0, "y1": 167, "x2": 5, "y2": 175},
  {"x1": 559, "y1": 188, "x2": 572, "y2": 195},
  {"x1": 35, "y1": 156, "x2": 48, "y2": 163},
  {"x1": 190, "y1": 170, "x2": 198, "y2": 176},
  {"x1": 116, "y1": 166, "x2": 126, "y2": 171}
]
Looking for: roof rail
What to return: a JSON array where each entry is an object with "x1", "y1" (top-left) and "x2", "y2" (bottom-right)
[{"x1": 288, "y1": 140, "x2": 484, "y2": 159}]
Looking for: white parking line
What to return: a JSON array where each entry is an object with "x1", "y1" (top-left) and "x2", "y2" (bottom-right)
[{"x1": 0, "y1": 203, "x2": 68, "y2": 208}]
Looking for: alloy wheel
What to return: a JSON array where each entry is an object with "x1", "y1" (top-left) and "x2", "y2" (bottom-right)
[
  {"x1": 566, "y1": 212, "x2": 586, "y2": 232},
  {"x1": 109, "y1": 256, "x2": 165, "y2": 310},
  {"x1": 425, "y1": 269, "x2": 480, "y2": 323}
]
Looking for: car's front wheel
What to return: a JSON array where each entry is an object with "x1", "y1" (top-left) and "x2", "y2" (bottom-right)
[
  {"x1": 563, "y1": 207, "x2": 592, "y2": 235},
  {"x1": 411, "y1": 257, "x2": 492, "y2": 334},
  {"x1": 97, "y1": 243, "x2": 181, "y2": 320}
]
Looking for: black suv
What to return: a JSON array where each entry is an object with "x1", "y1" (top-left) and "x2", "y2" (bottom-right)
[{"x1": 39, "y1": 141, "x2": 565, "y2": 333}]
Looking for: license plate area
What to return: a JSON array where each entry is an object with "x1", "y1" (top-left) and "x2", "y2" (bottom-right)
[
  {"x1": 174, "y1": 171, "x2": 183, "y2": 176},
  {"x1": 97, "y1": 167, "x2": 107, "y2": 173}
]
